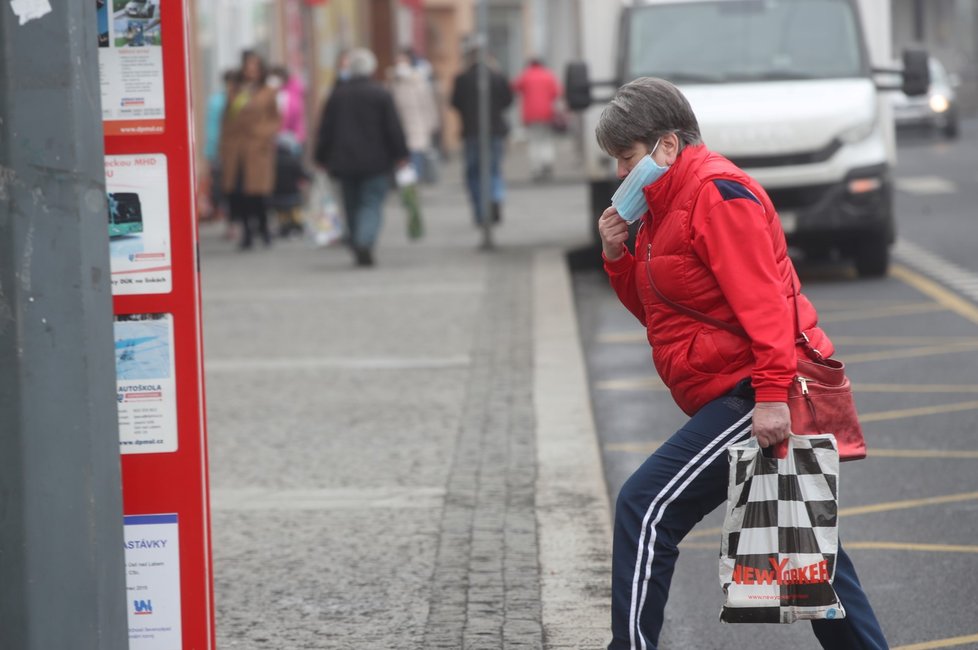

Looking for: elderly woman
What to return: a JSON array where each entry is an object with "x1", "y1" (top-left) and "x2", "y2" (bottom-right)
[
  {"x1": 596, "y1": 78, "x2": 887, "y2": 650},
  {"x1": 313, "y1": 48, "x2": 409, "y2": 267}
]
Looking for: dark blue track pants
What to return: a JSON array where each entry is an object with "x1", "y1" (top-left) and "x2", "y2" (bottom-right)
[{"x1": 609, "y1": 385, "x2": 888, "y2": 650}]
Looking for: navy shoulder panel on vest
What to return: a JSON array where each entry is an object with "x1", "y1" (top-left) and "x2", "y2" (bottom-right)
[{"x1": 712, "y1": 179, "x2": 760, "y2": 205}]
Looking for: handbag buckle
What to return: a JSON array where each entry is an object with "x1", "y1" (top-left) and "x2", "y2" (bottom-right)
[{"x1": 797, "y1": 331, "x2": 825, "y2": 361}]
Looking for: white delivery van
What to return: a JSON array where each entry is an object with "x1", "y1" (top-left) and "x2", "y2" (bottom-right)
[{"x1": 566, "y1": 0, "x2": 929, "y2": 277}]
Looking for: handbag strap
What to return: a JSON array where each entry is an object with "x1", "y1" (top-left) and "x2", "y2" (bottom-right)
[{"x1": 643, "y1": 261, "x2": 825, "y2": 362}]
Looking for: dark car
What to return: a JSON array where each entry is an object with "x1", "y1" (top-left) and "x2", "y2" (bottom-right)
[{"x1": 892, "y1": 55, "x2": 960, "y2": 139}]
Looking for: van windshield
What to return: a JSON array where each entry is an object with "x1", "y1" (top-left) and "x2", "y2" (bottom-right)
[{"x1": 628, "y1": 0, "x2": 866, "y2": 83}]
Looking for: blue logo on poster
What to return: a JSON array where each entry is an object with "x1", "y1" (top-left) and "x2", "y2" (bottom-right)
[{"x1": 133, "y1": 599, "x2": 153, "y2": 615}]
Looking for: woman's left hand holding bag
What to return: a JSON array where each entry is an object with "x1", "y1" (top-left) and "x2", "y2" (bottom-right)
[{"x1": 752, "y1": 401, "x2": 791, "y2": 447}]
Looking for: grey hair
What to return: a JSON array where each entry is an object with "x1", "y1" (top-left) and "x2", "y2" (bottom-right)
[
  {"x1": 347, "y1": 48, "x2": 377, "y2": 78},
  {"x1": 595, "y1": 77, "x2": 702, "y2": 156}
]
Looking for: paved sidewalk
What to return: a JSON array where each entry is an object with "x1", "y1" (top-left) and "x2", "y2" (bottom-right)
[{"x1": 201, "y1": 151, "x2": 611, "y2": 648}]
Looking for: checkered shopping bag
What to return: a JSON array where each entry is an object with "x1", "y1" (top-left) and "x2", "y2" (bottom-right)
[{"x1": 719, "y1": 434, "x2": 845, "y2": 624}]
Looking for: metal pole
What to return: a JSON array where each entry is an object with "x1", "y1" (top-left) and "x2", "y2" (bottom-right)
[
  {"x1": 0, "y1": 3, "x2": 128, "y2": 649},
  {"x1": 477, "y1": 0, "x2": 494, "y2": 250}
]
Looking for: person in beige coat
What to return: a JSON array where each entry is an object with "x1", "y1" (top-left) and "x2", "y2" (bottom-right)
[
  {"x1": 389, "y1": 49, "x2": 438, "y2": 181},
  {"x1": 220, "y1": 50, "x2": 281, "y2": 249}
]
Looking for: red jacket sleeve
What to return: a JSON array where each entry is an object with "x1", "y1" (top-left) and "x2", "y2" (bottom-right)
[
  {"x1": 603, "y1": 248, "x2": 647, "y2": 326},
  {"x1": 690, "y1": 195, "x2": 795, "y2": 403}
]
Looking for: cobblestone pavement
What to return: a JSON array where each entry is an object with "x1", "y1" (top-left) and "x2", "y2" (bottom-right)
[{"x1": 202, "y1": 143, "x2": 611, "y2": 649}]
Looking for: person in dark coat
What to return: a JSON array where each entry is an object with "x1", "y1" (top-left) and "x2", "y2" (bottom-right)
[
  {"x1": 451, "y1": 43, "x2": 513, "y2": 225},
  {"x1": 313, "y1": 48, "x2": 409, "y2": 267}
]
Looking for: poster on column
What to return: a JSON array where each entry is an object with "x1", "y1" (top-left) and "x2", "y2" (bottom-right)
[
  {"x1": 105, "y1": 154, "x2": 172, "y2": 294},
  {"x1": 124, "y1": 514, "x2": 183, "y2": 649},
  {"x1": 97, "y1": 0, "x2": 166, "y2": 135},
  {"x1": 115, "y1": 313, "x2": 178, "y2": 454}
]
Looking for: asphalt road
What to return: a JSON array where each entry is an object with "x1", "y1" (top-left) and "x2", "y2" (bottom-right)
[{"x1": 572, "y1": 120, "x2": 978, "y2": 650}]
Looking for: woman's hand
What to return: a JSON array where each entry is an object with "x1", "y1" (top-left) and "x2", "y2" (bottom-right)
[
  {"x1": 752, "y1": 402, "x2": 790, "y2": 447},
  {"x1": 598, "y1": 206, "x2": 630, "y2": 261}
]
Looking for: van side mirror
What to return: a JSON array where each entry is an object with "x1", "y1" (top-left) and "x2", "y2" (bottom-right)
[
  {"x1": 565, "y1": 62, "x2": 593, "y2": 111},
  {"x1": 902, "y1": 49, "x2": 930, "y2": 97}
]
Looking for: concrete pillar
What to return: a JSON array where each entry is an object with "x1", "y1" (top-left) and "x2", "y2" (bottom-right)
[{"x1": 0, "y1": 2, "x2": 128, "y2": 649}]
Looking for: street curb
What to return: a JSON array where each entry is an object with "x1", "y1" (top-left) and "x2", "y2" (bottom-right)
[{"x1": 533, "y1": 248, "x2": 613, "y2": 648}]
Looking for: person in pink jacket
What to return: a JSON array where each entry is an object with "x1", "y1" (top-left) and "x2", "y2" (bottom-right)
[{"x1": 512, "y1": 58, "x2": 562, "y2": 180}]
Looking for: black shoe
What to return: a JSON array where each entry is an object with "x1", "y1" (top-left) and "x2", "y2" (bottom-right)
[
  {"x1": 491, "y1": 202, "x2": 502, "y2": 224},
  {"x1": 354, "y1": 248, "x2": 374, "y2": 267}
]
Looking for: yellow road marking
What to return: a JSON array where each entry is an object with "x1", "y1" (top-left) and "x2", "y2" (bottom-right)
[
  {"x1": 820, "y1": 301, "x2": 947, "y2": 323},
  {"x1": 893, "y1": 633, "x2": 978, "y2": 650},
  {"x1": 810, "y1": 299, "x2": 917, "y2": 308},
  {"x1": 832, "y1": 335, "x2": 978, "y2": 346},
  {"x1": 680, "y1": 541, "x2": 978, "y2": 554},
  {"x1": 869, "y1": 449, "x2": 978, "y2": 459},
  {"x1": 596, "y1": 263, "x2": 978, "y2": 345},
  {"x1": 891, "y1": 263, "x2": 978, "y2": 327},
  {"x1": 854, "y1": 383, "x2": 978, "y2": 394},
  {"x1": 859, "y1": 399, "x2": 978, "y2": 423},
  {"x1": 593, "y1": 325, "x2": 973, "y2": 346},
  {"x1": 598, "y1": 376, "x2": 978, "y2": 394},
  {"x1": 594, "y1": 331, "x2": 978, "y2": 346},
  {"x1": 845, "y1": 541, "x2": 978, "y2": 553},
  {"x1": 843, "y1": 341, "x2": 978, "y2": 363},
  {"x1": 685, "y1": 490, "x2": 978, "y2": 540},
  {"x1": 604, "y1": 442, "x2": 978, "y2": 459},
  {"x1": 840, "y1": 490, "x2": 978, "y2": 517}
]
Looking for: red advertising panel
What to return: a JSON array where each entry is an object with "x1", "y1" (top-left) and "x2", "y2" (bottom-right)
[{"x1": 98, "y1": 0, "x2": 214, "y2": 646}]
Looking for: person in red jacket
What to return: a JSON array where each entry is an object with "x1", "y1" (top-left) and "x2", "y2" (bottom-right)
[
  {"x1": 595, "y1": 78, "x2": 887, "y2": 650},
  {"x1": 512, "y1": 58, "x2": 562, "y2": 180}
]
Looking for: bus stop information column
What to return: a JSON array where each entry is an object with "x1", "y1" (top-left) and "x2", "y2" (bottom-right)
[{"x1": 98, "y1": 0, "x2": 214, "y2": 647}]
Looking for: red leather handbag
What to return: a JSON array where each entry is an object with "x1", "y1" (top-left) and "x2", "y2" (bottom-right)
[
  {"x1": 645, "y1": 266, "x2": 866, "y2": 461},
  {"x1": 778, "y1": 342, "x2": 866, "y2": 461}
]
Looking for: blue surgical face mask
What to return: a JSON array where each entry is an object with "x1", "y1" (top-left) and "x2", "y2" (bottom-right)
[{"x1": 610, "y1": 139, "x2": 670, "y2": 223}]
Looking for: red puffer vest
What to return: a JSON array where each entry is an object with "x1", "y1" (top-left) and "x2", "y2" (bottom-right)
[{"x1": 603, "y1": 145, "x2": 833, "y2": 415}]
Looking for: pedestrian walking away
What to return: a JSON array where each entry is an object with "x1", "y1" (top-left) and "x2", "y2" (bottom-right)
[
  {"x1": 389, "y1": 48, "x2": 439, "y2": 184},
  {"x1": 594, "y1": 77, "x2": 888, "y2": 650},
  {"x1": 219, "y1": 50, "x2": 280, "y2": 250},
  {"x1": 512, "y1": 57, "x2": 562, "y2": 181},
  {"x1": 313, "y1": 48, "x2": 410, "y2": 267},
  {"x1": 450, "y1": 41, "x2": 513, "y2": 226}
]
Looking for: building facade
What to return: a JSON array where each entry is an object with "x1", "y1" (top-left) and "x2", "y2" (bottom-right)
[{"x1": 189, "y1": 0, "x2": 975, "y2": 174}]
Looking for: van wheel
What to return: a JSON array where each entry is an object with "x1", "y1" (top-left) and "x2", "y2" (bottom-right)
[{"x1": 854, "y1": 236, "x2": 890, "y2": 278}]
